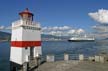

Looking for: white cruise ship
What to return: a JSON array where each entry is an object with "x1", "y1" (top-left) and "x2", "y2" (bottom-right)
[{"x1": 68, "y1": 35, "x2": 95, "y2": 42}]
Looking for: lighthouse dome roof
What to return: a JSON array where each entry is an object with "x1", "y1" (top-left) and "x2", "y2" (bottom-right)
[{"x1": 19, "y1": 8, "x2": 33, "y2": 16}]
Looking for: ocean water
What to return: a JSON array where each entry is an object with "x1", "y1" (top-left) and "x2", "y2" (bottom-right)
[
  {"x1": 0, "y1": 42, "x2": 10, "y2": 71},
  {"x1": 0, "y1": 41, "x2": 108, "y2": 71}
]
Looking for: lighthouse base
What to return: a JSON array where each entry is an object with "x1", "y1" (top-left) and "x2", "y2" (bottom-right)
[{"x1": 10, "y1": 61, "x2": 28, "y2": 71}]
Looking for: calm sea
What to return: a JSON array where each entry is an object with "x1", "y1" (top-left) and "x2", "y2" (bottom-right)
[{"x1": 0, "y1": 41, "x2": 108, "y2": 71}]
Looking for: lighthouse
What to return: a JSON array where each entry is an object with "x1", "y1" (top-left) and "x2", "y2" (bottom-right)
[{"x1": 10, "y1": 8, "x2": 42, "y2": 71}]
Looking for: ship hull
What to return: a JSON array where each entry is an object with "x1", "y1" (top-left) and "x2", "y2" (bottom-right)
[{"x1": 68, "y1": 40, "x2": 95, "y2": 42}]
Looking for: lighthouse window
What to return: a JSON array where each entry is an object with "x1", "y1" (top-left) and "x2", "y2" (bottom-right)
[
  {"x1": 22, "y1": 26, "x2": 25, "y2": 29},
  {"x1": 29, "y1": 27, "x2": 31, "y2": 29},
  {"x1": 25, "y1": 47, "x2": 28, "y2": 49},
  {"x1": 21, "y1": 26, "x2": 41, "y2": 30}
]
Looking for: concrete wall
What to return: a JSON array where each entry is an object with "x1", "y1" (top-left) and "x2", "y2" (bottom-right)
[
  {"x1": 95, "y1": 56, "x2": 100, "y2": 62},
  {"x1": 79, "y1": 54, "x2": 84, "y2": 61},
  {"x1": 46, "y1": 55, "x2": 55, "y2": 62},
  {"x1": 22, "y1": 28, "x2": 41, "y2": 41},
  {"x1": 10, "y1": 47, "x2": 23, "y2": 65},
  {"x1": 100, "y1": 56, "x2": 104, "y2": 63},
  {"x1": 64, "y1": 53, "x2": 69, "y2": 61},
  {"x1": 11, "y1": 27, "x2": 23, "y2": 41}
]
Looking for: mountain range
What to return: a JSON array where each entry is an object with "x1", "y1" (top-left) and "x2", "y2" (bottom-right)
[{"x1": 0, "y1": 31, "x2": 11, "y2": 41}]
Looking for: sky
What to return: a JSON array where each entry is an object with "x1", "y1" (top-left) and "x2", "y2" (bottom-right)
[{"x1": 0, "y1": 0, "x2": 108, "y2": 36}]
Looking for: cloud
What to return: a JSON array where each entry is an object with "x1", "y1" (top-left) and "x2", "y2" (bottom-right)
[
  {"x1": 93, "y1": 33, "x2": 108, "y2": 39},
  {"x1": 88, "y1": 9, "x2": 108, "y2": 24},
  {"x1": 42, "y1": 26, "x2": 85, "y2": 36},
  {"x1": 0, "y1": 25, "x2": 12, "y2": 30},
  {"x1": 59, "y1": 26, "x2": 71, "y2": 30},
  {"x1": 92, "y1": 25, "x2": 108, "y2": 33},
  {"x1": 5, "y1": 26, "x2": 12, "y2": 30},
  {"x1": 42, "y1": 26, "x2": 71, "y2": 31},
  {"x1": 49, "y1": 31, "x2": 63, "y2": 36},
  {"x1": 76, "y1": 29, "x2": 85, "y2": 34},
  {"x1": 92, "y1": 24, "x2": 108, "y2": 39},
  {"x1": 0, "y1": 26, "x2": 5, "y2": 30},
  {"x1": 67, "y1": 30, "x2": 76, "y2": 34}
]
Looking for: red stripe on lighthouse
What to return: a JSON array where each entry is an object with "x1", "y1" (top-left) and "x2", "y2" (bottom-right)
[{"x1": 11, "y1": 41, "x2": 41, "y2": 47}]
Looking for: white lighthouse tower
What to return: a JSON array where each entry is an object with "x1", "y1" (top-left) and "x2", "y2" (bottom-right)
[{"x1": 10, "y1": 8, "x2": 42, "y2": 71}]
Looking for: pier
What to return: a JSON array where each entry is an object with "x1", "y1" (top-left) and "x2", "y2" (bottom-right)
[
  {"x1": 28, "y1": 53, "x2": 108, "y2": 71},
  {"x1": 34, "y1": 60, "x2": 108, "y2": 71}
]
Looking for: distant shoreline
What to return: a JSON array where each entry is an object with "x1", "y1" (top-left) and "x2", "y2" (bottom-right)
[{"x1": 0, "y1": 40, "x2": 9, "y2": 42}]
